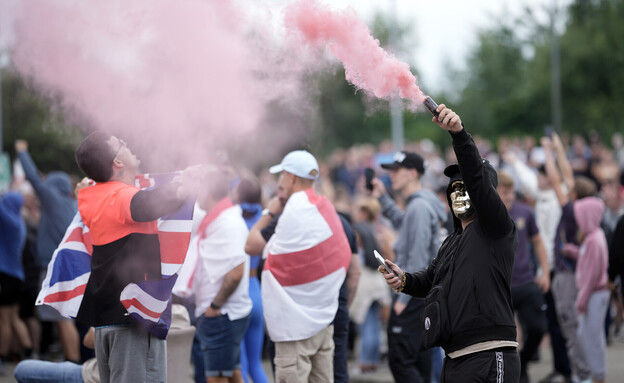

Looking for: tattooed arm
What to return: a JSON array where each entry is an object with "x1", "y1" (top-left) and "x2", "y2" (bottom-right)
[{"x1": 204, "y1": 262, "x2": 245, "y2": 317}]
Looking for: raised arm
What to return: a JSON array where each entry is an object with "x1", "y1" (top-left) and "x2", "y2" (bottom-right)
[
  {"x1": 370, "y1": 177, "x2": 404, "y2": 230},
  {"x1": 15, "y1": 140, "x2": 49, "y2": 197},
  {"x1": 432, "y1": 104, "x2": 513, "y2": 238},
  {"x1": 451, "y1": 129, "x2": 514, "y2": 239},
  {"x1": 130, "y1": 182, "x2": 186, "y2": 222},
  {"x1": 552, "y1": 133, "x2": 575, "y2": 193},
  {"x1": 130, "y1": 165, "x2": 203, "y2": 222},
  {"x1": 503, "y1": 151, "x2": 539, "y2": 199},
  {"x1": 542, "y1": 137, "x2": 568, "y2": 206},
  {"x1": 531, "y1": 233, "x2": 550, "y2": 292}
]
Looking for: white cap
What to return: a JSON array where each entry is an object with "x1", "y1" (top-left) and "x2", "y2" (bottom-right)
[{"x1": 269, "y1": 150, "x2": 319, "y2": 180}]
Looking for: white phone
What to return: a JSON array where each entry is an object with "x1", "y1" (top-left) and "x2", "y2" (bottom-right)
[{"x1": 374, "y1": 250, "x2": 395, "y2": 275}]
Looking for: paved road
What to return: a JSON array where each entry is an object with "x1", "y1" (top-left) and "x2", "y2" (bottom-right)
[
  {"x1": 348, "y1": 335, "x2": 624, "y2": 383},
  {"x1": 2, "y1": 335, "x2": 624, "y2": 382}
]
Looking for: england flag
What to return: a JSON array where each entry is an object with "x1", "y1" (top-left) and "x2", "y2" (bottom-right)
[{"x1": 261, "y1": 189, "x2": 351, "y2": 342}]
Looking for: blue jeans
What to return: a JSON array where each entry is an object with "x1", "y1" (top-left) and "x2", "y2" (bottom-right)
[
  {"x1": 431, "y1": 347, "x2": 444, "y2": 383},
  {"x1": 359, "y1": 302, "x2": 381, "y2": 365},
  {"x1": 192, "y1": 334, "x2": 204, "y2": 383},
  {"x1": 14, "y1": 360, "x2": 84, "y2": 383},
  {"x1": 197, "y1": 313, "x2": 250, "y2": 377}
]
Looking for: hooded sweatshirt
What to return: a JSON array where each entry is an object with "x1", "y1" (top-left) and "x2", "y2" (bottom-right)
[
  {"x1": 402, "y1": 128, "x2": 518, "y2": 353},
  {"x1": 0, "y1": 192, "x2": 26, "y2": 280},
  {"x1": 18, "y1": 151, "x2": 77, "y2": 267},
  {"x1": 574, "y1": 197, "x2": 609, "y2": 314}
]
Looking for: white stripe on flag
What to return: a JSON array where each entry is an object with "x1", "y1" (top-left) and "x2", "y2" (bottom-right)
[
  {"x1": 161, "y1": 263, "x2": 181, "y2": 277},
  {"x1": 39, "y1": 273, "x2": 91, "y2": 297},
  {"x1": 158, "y1": 219, "x2": 193, "y2": 232},
  {"x1": 45, "y1": 295, "x2": 85, "y2": 318},
  {"x1": 119, "y1": 284, "x2": 169, "y2": 314},
  {"x1": 269, "y1": 192, "x2": 332, "y2": 255},
  {"x1": 262, "y1": 267, "x2": 345, "y2": 342},
  {"x1": 59, "y1": 241, "x2": 90, "y2": 253}
]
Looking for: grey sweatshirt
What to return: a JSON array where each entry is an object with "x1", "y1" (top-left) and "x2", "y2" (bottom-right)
[{"x1": 379, "y1": 189, "x2": 447, "y2": 304}]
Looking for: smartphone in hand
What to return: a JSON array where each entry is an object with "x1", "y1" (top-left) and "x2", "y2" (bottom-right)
[
  {"x1": 374, "y1": 250, "x2": 396, "y2": 276},
  {"x1": 364, "y1": 167, "x2": 375, "y2": 191}
]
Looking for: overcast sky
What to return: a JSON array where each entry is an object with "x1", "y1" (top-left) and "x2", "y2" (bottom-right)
[{"x1": 249, "y1": 0, "x2": 573, "y2": 94}]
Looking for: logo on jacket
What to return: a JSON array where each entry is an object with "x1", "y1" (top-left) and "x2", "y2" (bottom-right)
[{"x1": 424, "y1": 317, "x2": 431, "y2": 331}]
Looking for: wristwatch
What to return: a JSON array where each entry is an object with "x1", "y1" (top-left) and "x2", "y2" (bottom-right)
[
  {"x1": 262, "y1": 208, "x2": 275, "y2": 218},
  {"x1": 210, "y1": 302, "x2": 221, "y2": 311}
]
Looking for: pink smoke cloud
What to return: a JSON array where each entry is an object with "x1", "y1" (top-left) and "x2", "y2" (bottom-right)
[
  {"x1": 6, "y1": 0, "x2": 428, "y2": 172},
  {"x1": 283, "y1": 0, "x2": 426, "y2": 109},
  {"x1": 9, "y1": 0, "x2": 304, "y2": 170}
]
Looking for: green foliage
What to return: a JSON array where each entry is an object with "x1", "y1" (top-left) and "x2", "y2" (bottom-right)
[
  {"x1": 1, "y1": 69, "x2": 83, "y2": 176},
  {"x1": 558, "y1": 0, "x2": 624, "y2": 138},
  {"x1": 455, "y1": 25, "x2": 546, "y2": 139},
  {"x1": 453, "y1": 0, "x2": 624, "y2": 143}
]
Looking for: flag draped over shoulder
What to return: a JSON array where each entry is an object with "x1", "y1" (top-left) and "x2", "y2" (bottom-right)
[
  {"x1": 36, "y1": 173, "x2": 194, "y2": 339},
  {"x1": 261, "y1": 189, "x2": 351, "y2": 342}
]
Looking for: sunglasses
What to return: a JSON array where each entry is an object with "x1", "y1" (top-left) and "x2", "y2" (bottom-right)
[{"x1": 113, "y1": 139, "x2": 127, "y2": 158}]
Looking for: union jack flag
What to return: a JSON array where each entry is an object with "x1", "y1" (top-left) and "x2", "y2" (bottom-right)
[{"x1": 36, "y1": 173, "x2": 194, "y2": 339}]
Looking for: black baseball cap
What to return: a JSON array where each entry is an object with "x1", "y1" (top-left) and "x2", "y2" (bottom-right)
[
  {"x1": 444, "y1": 158, "x2": 498, "y2": 188},
  {"x1": 380, "y1": 151, "x2": 425, "y2": 175}
]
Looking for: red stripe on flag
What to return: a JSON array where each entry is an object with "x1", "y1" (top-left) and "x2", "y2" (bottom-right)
[
  {"x1": 120, "y1": 298, "x2": 161, "y2": 319},
  {"x1": 44, "y1": 284, "x2": 87, "y2": 303},
  {"x1": 66, "y1": 227, "x2": 83, "y2": 243},
  {"x1": 65, "y1": 226, "x2": 93, "y2": 255},
  {"x1": 136, "y1": 176, "x2": 153, "y2": 189},
  {"x1": 265, "y1": 190, "x2": 351, "y2": 287},
  {"x1": 158, "y1": 232, "x2": 191, "y2": 264},
  {"x1": 83, "y1": 231, "x2": 93, "y2": 254}
]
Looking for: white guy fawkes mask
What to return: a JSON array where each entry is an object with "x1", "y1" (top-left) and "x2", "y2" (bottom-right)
[{"x1": 450, "y1": 180, "x2": 475, "y2": 220}]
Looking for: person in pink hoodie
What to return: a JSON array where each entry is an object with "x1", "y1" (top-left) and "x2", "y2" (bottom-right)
[{"x1": 573, "y1": 196, "x2": 610, "y2": 383}]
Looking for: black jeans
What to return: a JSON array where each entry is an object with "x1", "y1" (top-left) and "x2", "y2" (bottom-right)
[
  {"x1": 333, "y1": 282, "x2": 350, "y2": 383},
  {"x1": 512, "y1": 281, "x2": 547, "y2": 372},
  {"x1": 441, "y1": 348, "x2": 520, "y2": 382},
  {"x1": 387, "y1": 297, "x2": 431, "y2": 383}
]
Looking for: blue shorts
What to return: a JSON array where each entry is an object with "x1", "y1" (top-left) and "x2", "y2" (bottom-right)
[{"x1": 197, "y1": 313, "x2": 250, "y2": 377}]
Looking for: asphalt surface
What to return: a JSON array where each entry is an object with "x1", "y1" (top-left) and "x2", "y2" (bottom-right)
[{"x1": 2, "y1": 334, "x2": 624, "y2": 382}]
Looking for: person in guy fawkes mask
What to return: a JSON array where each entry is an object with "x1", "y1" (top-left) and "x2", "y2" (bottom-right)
[{"x1": 381, "y1": 103, "x2": 520, "y2": 382}]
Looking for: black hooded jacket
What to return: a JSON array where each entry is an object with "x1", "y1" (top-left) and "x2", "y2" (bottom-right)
[{"x1": 401, "y1": 128, "x2": 518, "y2": 354}]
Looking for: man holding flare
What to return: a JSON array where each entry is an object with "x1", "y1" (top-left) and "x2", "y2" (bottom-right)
[{"x1": 380, "y1": 101, "x2": 520, "y2": 382}]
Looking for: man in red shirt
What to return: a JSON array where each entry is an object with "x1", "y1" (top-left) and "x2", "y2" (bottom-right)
[{"x1": 74, "y1": 131, "x2": 198, "y2": 383}]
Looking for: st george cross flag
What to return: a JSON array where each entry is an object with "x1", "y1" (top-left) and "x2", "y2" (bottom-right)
[
  {"x1": 261, "y1": 189, "x2": 351, "y2": 342},
  {"x1": 36, "y1": 173, "x2": 194, "y2": 339}
]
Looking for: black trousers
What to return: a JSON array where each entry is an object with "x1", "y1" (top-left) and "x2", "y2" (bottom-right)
[
  {"x1": 387, "y1": 297, "x2": 431, "y2": 383},
  {"x1": 441, "y1": 348, "x2": 520, "y2": 382},
  {"x1": 333, "y1": 284, "x2": 350, "y2": 383},
  {"x1": 512, "y1": 281, "x2": 547, "y2": 372}
]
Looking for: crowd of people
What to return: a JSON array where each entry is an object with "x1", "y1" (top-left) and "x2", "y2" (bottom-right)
[{"x1": 0, "y1": 105, "x2": 623, "y2": 383}]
